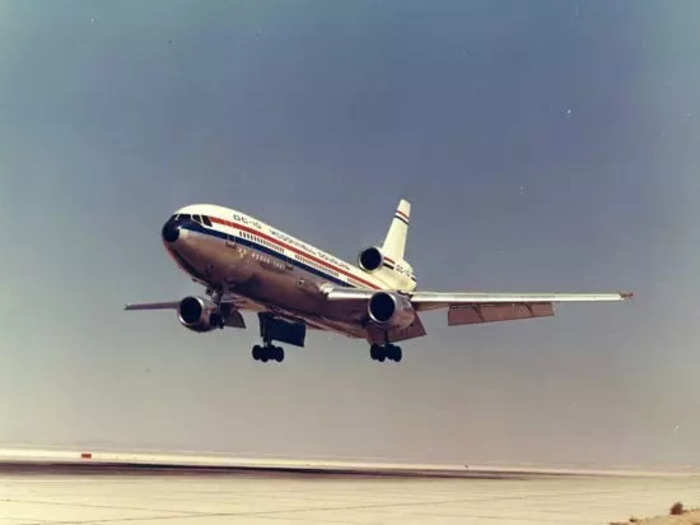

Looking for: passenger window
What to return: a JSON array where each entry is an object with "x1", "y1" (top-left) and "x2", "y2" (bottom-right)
[{"x1": 202, "y1": 215, "x2": 212, "y2": 226}]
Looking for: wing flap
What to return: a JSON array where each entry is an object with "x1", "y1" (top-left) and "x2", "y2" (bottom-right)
[
  {"x1": 225, "y1": 310, "x2": 246, "y2": 328},
  {"x1": 448, "y1": 302, "x2": 554, "y2": 325},
  {"x1": 366, "y1": 314, "x2": 427, "y2": 344}
]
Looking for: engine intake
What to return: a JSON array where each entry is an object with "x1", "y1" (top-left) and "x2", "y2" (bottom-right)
[
  {"x1": 358, "y1": 246, "x2": 383, "y2": 272},
  {"x1": 178, "y1": 296, "x2": 217, "y2": 332},
  {"x1": 367, "y1": 291, "x2": 415, "y2": 329}
]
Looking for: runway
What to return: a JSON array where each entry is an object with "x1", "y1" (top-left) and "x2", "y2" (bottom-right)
[{"x1": 1, "y1": 450, "x2": 699, "y2": 524}]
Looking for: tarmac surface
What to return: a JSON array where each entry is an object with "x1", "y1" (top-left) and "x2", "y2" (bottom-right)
[{"x1": 1, "y1": 450, "x2": 699, "y2": 524}]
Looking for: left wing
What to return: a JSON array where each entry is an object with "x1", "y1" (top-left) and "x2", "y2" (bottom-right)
[
  {"x1": 408, "y1": 291, "x2": 632, "y2": 310},
  {"x1": 124, "y1": 301, "x2": 180, "y2": 310},
  {"x1": 325, "y1": 288, "x2": 632, "y2": 326}
]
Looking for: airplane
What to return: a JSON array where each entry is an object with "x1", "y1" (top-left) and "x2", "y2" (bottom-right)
[{"x1": 125, "y1": 199, "x2": 632, "y2": 363}]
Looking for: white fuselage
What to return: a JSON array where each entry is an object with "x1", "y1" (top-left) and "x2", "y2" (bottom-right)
[{"x1": 163, "y1": 204, "x2": 412, "y2": 338}]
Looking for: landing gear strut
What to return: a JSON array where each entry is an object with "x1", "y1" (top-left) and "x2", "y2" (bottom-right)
[
  {"x1": 370, "y1": 343, "x2": 402, "y2": 363},
  {"x1": 206, "y1": 287, "x2": 227, "y2": 329}
]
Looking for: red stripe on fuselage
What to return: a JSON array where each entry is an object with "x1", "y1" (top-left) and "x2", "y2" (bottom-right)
[
  {"x1": 395, "y1": 210, "x2": 409, "y2": 221},
  {"x1": 208, "y1": 217, "x2": 380, "y2": 290}
]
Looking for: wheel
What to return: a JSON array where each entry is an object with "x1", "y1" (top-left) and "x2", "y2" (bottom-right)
[
  {"x1": 252, "y1": 345, "x2": 261, "y2": 360},
  {"x1": 274, "y1": 346, "x2": 284, "y2": 362},
  {"x1": 377, "y1": 349, "x2": 386, "y2": 362},
  {"x1": 260, "y1": 346, "x2": 269, "y2": 362},
  {"x1": 386, "y1": 344, "x2": 401, "y2": 362},
  {"x1": 370, "y1": 344, "x2": 379, "y2": 360},
  {"x1": 385, "y1": 344, "x2": 395, "y2": 361}
]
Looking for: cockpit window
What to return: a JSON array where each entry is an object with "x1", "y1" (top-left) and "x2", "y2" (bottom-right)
[
  {"x1": 193, "y1": 215, "x2": 202, "y2": 224},
  {"x1": 202, "y1": 215, "x2": 212, "y2": 226},
  {"x1": 178, "y1": 213, "x2": 191, "y2": 221}
]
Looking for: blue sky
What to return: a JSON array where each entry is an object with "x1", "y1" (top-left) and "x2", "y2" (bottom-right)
[{"x1": 1, "y1": 1, "x2": 699, "y2": 466}]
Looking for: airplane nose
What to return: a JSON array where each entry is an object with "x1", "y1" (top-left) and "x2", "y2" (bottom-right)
[{"x1": 162, "y1": 219, "x2": 180, "y2": 243}]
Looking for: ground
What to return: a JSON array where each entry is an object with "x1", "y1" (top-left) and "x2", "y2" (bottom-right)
[{"x1": 1, "y1": 463, "x2": 699, "y2": 524}]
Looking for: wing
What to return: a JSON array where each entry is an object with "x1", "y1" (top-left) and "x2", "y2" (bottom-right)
[
  {"x1": 324, "y1": 288, "x2": 632, "y2": 326},
  {"x1": 124, "y1": 300, "x2": 246, "y2": 328},
  {"x1": 409, "y1": 291, "x2": 632, "y2": 310},
  {"x1": 413, "y1": 291, "x2": 631, "y2": 325},
  {"x1": 124, "y1": 301, "x2": 180, "y2": 310}
]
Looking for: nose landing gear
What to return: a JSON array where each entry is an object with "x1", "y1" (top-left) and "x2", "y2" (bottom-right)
[{"x1": 370, "y1": 344, "x2": 402, "y2": 363}]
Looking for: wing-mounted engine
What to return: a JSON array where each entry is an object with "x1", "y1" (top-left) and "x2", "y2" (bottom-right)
[
  {"x1": 364, "y1": 290, "x2": 426, "y2": 345},
  {"x1": 178, "y1": 296, "x2": 217, "y2": 332},
  {"x1": 177, "y1": 296, "x2": 220, "y2": 332},
  {"x1": 367, "y1": 291, "x2": 415, "y2": 330},
  {"x1": 125, "y1": 296, "x2": 244, "y2": 332}
]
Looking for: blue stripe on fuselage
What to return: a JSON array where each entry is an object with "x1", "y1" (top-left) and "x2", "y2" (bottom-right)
[{"x1": 179, "y1": 222, "x2": 353, "y2": 288}]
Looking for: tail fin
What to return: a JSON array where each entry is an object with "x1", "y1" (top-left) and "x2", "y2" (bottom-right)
[{"x1": 382, "y1": 199, "x2": 411, "y2": 261}]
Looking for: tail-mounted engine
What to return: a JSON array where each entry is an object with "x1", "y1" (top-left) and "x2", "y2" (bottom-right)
[
  {"x1": 177, "y1": 296, "x2": 219, "y2": 332},
  {"x1": 358, "y1": 246, "x2": 384, "y2": 272},
  {"x1": 367, "y1": 291, "x2": 415, "y2": 330}
]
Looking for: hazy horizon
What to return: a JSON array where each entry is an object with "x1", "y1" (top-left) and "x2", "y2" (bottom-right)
[{"x1": 2, "y1": 1, "x2": 699, "y2": 467}]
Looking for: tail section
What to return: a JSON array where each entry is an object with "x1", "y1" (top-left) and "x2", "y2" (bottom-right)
[
  {"x1": 357, "y1": 199, "x2": 415, "y2": 291},
  {"x1": 382, "y1": 199, "x2": 411, "y2": 261}
]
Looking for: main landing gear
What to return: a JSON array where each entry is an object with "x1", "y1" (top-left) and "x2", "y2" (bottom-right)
[
  {"x1": 370, "y1": 344, "x2": 402, "y2": 363},
  {"x1": 251, "y1": 312, "x2": 305, "y2": 364},
  {"x1": 252, "y1": 344, "x2": 284, "y2": 363}
]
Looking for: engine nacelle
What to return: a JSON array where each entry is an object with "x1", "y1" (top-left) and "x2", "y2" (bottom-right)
[
  {"x1": 367, "y1": 291, "x2": 415, "y2": 330},
  {"x1": 177, "y1": 296, "x2": 218, "y2": 332},
  {"x1": 358, "y1": 246, "x2": 384, "y2": 272}
]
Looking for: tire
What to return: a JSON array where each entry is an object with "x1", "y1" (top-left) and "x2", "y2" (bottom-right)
[
  {"x1": 252, "y1": 345, "x2": 261, "y2": 360},
  {"x1": 385, "y1": 344, "x2": 395, "y2": 361},
  {"x1": 394, "y1": 346, "x2": 402, "y2": 362},
  {"x1": 275, "y1": 346, "x2": 284, "y2": 362},
  {"x1": 370, "y1": 345, "x2": 378, "y2": 360}
]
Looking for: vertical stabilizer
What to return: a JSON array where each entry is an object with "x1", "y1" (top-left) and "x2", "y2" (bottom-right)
[{"x1": 382, "y1": 199, "x2": 411, "y2": 261}]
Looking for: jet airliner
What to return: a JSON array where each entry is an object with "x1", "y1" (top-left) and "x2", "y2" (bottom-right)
[{"x1": 126, "y1": 200, "x2": 632, "y2": 363}]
